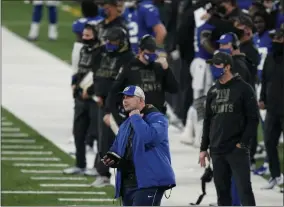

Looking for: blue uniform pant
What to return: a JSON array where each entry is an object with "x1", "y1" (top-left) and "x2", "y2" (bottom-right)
[
  {"x1": 231, "y1": 178, "x2": 241, "y2": 206},
  {"x1": 122, "y1": 187, "x2": 165, "y2": 206}
]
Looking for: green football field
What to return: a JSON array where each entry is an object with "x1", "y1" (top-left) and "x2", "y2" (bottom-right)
[
  {"x1": 1, "y1": 107, "x2": 119, "y2": 206},
  {"x1": 1, "y1": 1, "x2": 283, "y2": 205}
]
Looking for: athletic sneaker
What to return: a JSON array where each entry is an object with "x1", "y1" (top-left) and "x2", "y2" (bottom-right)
[
  {"x1": 84, "y1": 168, "x2": 99, "y2": 176},
  {"x1": 261, "y1": 175, "x2": 284, "y2": 189},
  {"x1": 63, "y1": 167, "x2": 85, "y2": 175},
  {"x1": 90, "y1": 176, "x2": 111, "y2": 187},
  {"x1": 254, "y1": 162, "x2": 270, "y2": 175}
]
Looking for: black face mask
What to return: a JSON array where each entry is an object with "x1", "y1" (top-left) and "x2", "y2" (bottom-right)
[
  {"x1": 272, "y1": 42, "x2": 284, "y2": 55},
  {"x1": 216, "y1": 5, "x2": 227, "y2": 15},
  {"x1": 82, "y1": 39, "x2": 96, "y2": 46}
]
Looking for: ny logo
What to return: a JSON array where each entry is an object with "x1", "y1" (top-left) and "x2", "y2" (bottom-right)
[{"x1": 216, "y1": 89, "x2": 230, "y2": 103}]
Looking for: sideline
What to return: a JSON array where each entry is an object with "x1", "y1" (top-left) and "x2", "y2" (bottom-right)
[{"x1": 2, "y1": 27, "x2": 283, "y2": 206}]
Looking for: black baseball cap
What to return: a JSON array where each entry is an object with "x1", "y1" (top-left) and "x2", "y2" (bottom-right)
[
  {"x1": 139, "y1": 35, "x2": 157, "y2": 52},
  {"x1": 206, "y1": 51, "x2": 233, "y2": 66}
]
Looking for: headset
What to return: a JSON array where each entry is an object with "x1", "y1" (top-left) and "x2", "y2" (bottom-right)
[
  {"x1": 138, "y1": 34, "x2": 156, "y2": 50},
  {"x1": 227, "y1": 32, "x2": 240, "y2": 50}
]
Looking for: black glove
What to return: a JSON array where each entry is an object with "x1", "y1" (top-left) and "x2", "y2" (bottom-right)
[{"x1": 103, "y1": 151, "x2": 122, "y2": 168}]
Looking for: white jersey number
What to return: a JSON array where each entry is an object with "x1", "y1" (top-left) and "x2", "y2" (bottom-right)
[
  {"x1": 128, "y1": 21, "x2": 139, "y2": 44},
  {"x1": 257, "y1": 47, "x2": 268, "y2": 71}
]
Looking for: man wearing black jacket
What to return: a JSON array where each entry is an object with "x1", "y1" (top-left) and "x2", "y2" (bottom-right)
[
  {"x1": 234, "y1": 14, "x2": 260, "y2": 86},
  {"x1": 199, "y1": 52, "x2": 257, "y2": 206},
  {"x1": 63, "y1": 23, "x2": 103, "y2": 175},
  {"x1": 97, "y1": 0, "x2": 129, "y2": 43},
  {"x1": 217, "y1": 32, "x2": 259, "y2": 169},
  {"x1": 104, "y1": 34, "x2": 178, "y2": 121},
  {"x1": 92, "y1": 26, "x2": 134, "y2": 187},
  {"x1": 259, "y1": 28, "x2": 284, "y2": 189}
]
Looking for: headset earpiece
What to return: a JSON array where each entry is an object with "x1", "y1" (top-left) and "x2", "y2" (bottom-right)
[
  {"x1": 228, "y1": 32, "x2": 240, "y2": 50},
  {"x1": 139, "y1": 34, "x2": 152, "y2": 50}
]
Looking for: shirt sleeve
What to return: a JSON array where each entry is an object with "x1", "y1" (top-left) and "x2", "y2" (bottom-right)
[
  {"x1": 240, "y1": 84, "x2": 259, "y2": 146},
  {"x1": 72, "y1": 18, "x2": 86, "y2": 34},
  {"x1": 142, "y1": 4, "x2": 161, "y2": 28},
  {"x1": 200, "y1": 89, "x2": 213, "y2": 152}
]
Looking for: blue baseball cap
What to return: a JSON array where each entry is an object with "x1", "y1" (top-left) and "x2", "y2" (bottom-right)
[
  {"x1": 217, "y1": 33, "x2": 234, "y2": 44},
  {"x1": 121, "y1": 85, "x2": 145, "y2": 100}
]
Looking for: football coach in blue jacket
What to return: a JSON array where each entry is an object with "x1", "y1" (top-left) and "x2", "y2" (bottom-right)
[{"x1": 102, "y1": 85, "x2": 176, "y2": 206}]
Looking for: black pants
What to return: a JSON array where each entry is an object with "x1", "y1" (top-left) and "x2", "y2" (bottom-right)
[
  {"x1": 122, "y1": 187, "x2": 165, "y2": 206},
  {"x1": 73, "y1": 98, "x2": 98, "y2": 168},
  {"x1": 94, "y1": 106, "x2": 115, "y2": 178},
  {"x1": 249, "y1": 111, "x2": 262, "y2": 164},
  {"x1": 264, "y1": 111, "x2": 284, "y2": 178},
  {"x1": 211, "y1": 148, "x2": 256, "y2": 206}
]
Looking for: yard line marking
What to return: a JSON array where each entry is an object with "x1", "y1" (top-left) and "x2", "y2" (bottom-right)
[
  {"x1": 1, "y1": 139, "x2": 35, "y2": 143},
  {"x1": 31, "y1": 176, "x2": 87, "y2": 181},
  {"x1": 1, "y1": 145, "x2": 44, "y2": 149},
  {"x1": 14, "y1": 163, "x2": 68, "y2": 167},
  {"x1": 2, "y1": 157, "x2": 60, "y2": 161},
  {"x1": 2, "y1": 191, "x2": 106, "y2": 195},
  {"x1": 1, "y1": 122, "x2": 13, "y2": 126},
  {"x1": 1, "y1": 127, "x2": 20, "y2": 132},
  {"x1": 58, "y1": 198, "x2": 113, "y2": 202},
  {"x1": 21, "y1": 169, "x2": 62, "y2": 174},
  {"x1": 1, "y1": 132, "x2": 29, "y2": 137},
  {"x1": 2, "y1": 117, "x2": 7, "y2": 121},
  {"x1": 2, "y1": 151, "x2": 53, "y2": 155},
  {"x1": 40, "y1": 183, "x2": 91, "y2": 187}
]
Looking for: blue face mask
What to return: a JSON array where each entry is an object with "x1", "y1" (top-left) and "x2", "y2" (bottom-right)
[
  {"x1": 210, "y1": 65, "x2": 224, "y2": 80},
  {"x1": 105, "y1": 42, "x2": 118, "y2": 52},
  {"x1": 219, "y1": 48, "x2": 232, "y2": 54},
  {"x1": 143, "y1": 53, "x2": 158, "y2": 63}
]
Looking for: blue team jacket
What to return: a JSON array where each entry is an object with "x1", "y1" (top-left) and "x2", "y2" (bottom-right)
[{"x1": 109, "y1": 107, "x2": 176, "y2": 198}]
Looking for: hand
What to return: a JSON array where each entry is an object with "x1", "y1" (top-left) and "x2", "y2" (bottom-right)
[
  {"x1": 155, "y1": 57, "x2": 169, "y2": 70},
  {"x1": 102, "y1": 155, "x2": 115, "y2": 167},
  {"x1": 201, "y1": 13, "x2": 211, "y2": 21},
  {"x1": 96, "y1": 96, "x2": 104, "y2": 107},
  {"x1": 82, "y1": 89, "x2": 89, "y2": 100},
  {"x1": 129, "y1": 109, "x2": 143, "y2": 117},
  {"x1": 258, "y1": 101, "x2": 265, "y2": 110},
  {"x1": 199, "y1": 151, "x2": 210, "y2": 168},
  {"x1": 236, "y1": 143, "x2": 241, "y2": 148},
  {"x1": 103, "y1": 114, "x2": 111, "y2": 126}
]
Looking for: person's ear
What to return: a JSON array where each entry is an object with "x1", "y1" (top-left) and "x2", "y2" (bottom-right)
[{"x1": 223, "y1": 65, "x2": 229, "y2": 73}]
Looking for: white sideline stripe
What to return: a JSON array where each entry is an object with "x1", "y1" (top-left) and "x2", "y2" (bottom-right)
[
  {"x1": 31, "y1": 176, "x2": 87, "y2": 181},
  {"x1": 1, "y1": 127, "x2": 20, "y2": 132},
  {"x1": 2, "y1": 117, "x2": 7, "y2": 121},
  {"x1": 1, "y1": 122, "x2": 13, "y2": 126},
  {"x1": 58, "y1": 198, "x2": 113, "y2": 202},
  {"x1": 2, "y1": 151, "x2": 53, "y2": 155},
  {"x1": 2, "y1": 145, "x2": 44, "y2": 149},
  {"x1": 14, "y1": 163, "x2": 68, "y2": 167},
  {"x1": 2, "y1": 191, "x2": 106, "y2": 195},
  {"x1": 21, "y1": 169, "x2": 62, "y2": 173},
  {"x1": 40, "y1": 183, "x2": 91, "y2": 187},
  {"x1": 1, "y1": 132, "x2": 29, "y2": 137},
  {"x1": 1, "y1": 139, "x2": 35, "y2": 143},
  {"x1": 2, "y1": 157, "x2": 60, "y2": 161}
]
